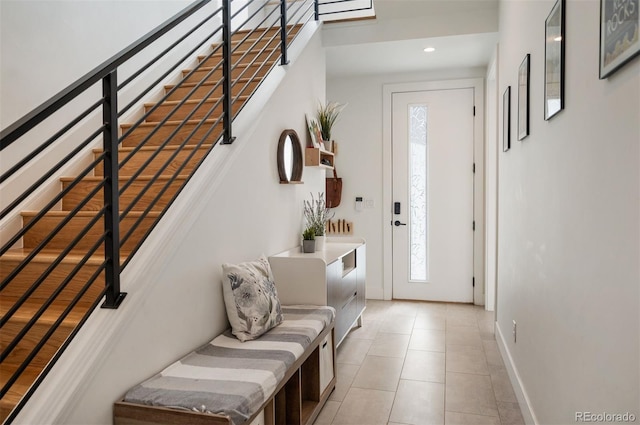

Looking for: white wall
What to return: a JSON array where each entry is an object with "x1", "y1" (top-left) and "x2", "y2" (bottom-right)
[
  {"x1": 0, "y1": 0, "x2": 218, "y2": 248},
  {"x1": 13, "y1": 23, "x2": 326, "y2": 425},
  {"x1": 0, "y1": 0, "x2": 199, "y2": 128},
  {"x1": 496, "y1": 0, "x2": 639, "y2": 423},
  {"x1": 326, "y1": 67, "x2": 487, "y2": 300}
]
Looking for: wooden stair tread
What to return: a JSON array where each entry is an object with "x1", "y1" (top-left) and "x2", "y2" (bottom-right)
[
  {"x1": 120, "y1": 119, "x2": 220, "y2": 129},
  {"x1": 230, "y1": 24, "x2": 301, "y2": 37},
  {"x1": 2, "y1": 250, "x2": 104, "y2": 266},
  {"x1": 201, "y1": 47, "x2": 277, "y2": 58},
  {"x1": 1, "y1": 365, "x2": 42, "y2": 396},
  {"x1": 58, "y1": 174, "x2": 190, "y2": 183},
  {"x1": 1, "y1": 300, "x2": 87, "y2": 325},
  {"x1": 144, "y1": 97, "x2": 248, "y2": 108},
  {"x1": 20, "y1": 210, "x2": 162, "y2": 218},
  {"x1": 92, "y1": 144, "x2": 213, "y2": 153},
  {"x1": 165, "y1": 79, "x2": 250, "y2": 89},
  {"x1": 182, "y1": 61, "x2": 271, "y2": 73},
  {"x1": 1, "y1": 248, "x2": 129, "y2": 264}
]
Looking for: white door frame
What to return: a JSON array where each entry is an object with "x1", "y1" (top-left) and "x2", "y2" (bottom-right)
[
  {"x1": 485, "y1": 47, "x2": 499, "y2": 312},
  {"x1": 382, "y1": 78, "x2": 485, "y2": 304}
]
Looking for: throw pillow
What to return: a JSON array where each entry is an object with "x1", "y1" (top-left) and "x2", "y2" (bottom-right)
[{"x1": 221, "y1": 255, "x2": 283, "y2": 342}]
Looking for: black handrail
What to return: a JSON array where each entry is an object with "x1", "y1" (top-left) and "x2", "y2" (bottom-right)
[{"x1": 0, "y1": 0, "x2": 324, "y2": 422}]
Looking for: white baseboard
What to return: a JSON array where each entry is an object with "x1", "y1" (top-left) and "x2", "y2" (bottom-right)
[{"x1": 495, "y1": 322, "x2": 538, "y2": 425}]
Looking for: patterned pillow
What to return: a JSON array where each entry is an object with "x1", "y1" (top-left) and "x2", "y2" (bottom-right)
[{"x1": 221, "y1": 256, "x2": 284, "y2": 342}]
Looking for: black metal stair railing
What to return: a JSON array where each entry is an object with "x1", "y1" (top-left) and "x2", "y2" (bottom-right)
[{"x1": 0, "y1": 0, "x2": 318, "y2": 422}]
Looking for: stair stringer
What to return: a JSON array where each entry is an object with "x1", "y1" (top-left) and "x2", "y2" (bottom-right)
[{"x1": 12, "y1": 21, "x2": 326, "y2": 425}]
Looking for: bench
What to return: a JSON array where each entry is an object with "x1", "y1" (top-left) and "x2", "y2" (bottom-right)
[{"x1": 113, "y1": 306, "x2": 335, "y2": 425}]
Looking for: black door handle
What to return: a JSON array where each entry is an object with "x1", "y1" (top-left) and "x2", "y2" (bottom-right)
[{"x1": 394, "y1": 220, "x2": 407, "y2": 226}]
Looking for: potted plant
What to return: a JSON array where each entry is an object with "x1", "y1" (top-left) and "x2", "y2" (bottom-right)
[
  {"x1": 302, "y1": 227, "x2": 316, "y2": 253},
  {"x1": 303, "y1": 192, "x2": 334, "y2": 251},
  {"x1": 317, "y1": 101, "x2": 345, "y2": 151}
]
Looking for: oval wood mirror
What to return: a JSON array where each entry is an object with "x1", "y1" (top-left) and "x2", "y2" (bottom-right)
[{"x1": 278, "y1": 129, "x2": 303, "y2": 184}]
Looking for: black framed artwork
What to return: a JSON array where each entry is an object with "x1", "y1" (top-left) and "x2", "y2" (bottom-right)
[
  {"x1": 599, "y1": 0, "x2": 640, "y2": 79},
  {"x1": 544, "y1": 0, "x2": 565, "y2": 120},
  {"x1": 503, "y1": 86, "x2": 511, "y2": 152},
  {"x1": 518, "y1": 54, "x2": 530, "y2": 140}
]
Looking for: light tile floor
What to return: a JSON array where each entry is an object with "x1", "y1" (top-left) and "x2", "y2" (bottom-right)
[{"x1": 314, "y1": 300, "x2": 525, "y2": 425}]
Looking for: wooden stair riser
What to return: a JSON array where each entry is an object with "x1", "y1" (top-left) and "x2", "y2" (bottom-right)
[
  {"x1": 120, "y1": 122, "x2": 223, "y2": 148},
  {"x1": 61, "y1": 177, "x2": 186, "y2": 212},
  {"x1": 181, "y1": 62, "x2": 272, "y2": 85},
  {"x1": 93, "y1": 145, "x2": 209, "y2": 176},
  {"x1": 144, "y1": 99, "x2": 224, "y2": 122},
  {"x1": 231, "y1": 26, "x2": 287, "y2": 42},
  {"x1": 0, "y1": 314, "x2": 86, "y2": 423},
  {"x1": 1, "y1": 263, "x2": 103, "y2": 308},
  {"x1": 1, "y1": 316, "x2": 78, "y2": 373},
  {"x1": 231, "y1": 25, "x2": 301, "y2": 43},
  {"x1": 198, "y1": 49, "x2": 279, "y2": 68},
  {"x1": 228, "y1": 36, "x2": 282, "y2": 50},
  {"x1": 21, "y1": 213, "x2": 158, "y2": 252},
  {"x1": 144, "y1": 97, "x2": 248, "y2": 122},
  {"x1": 0, "y1": 360, "x2": 62, "y2": 417},
  {"x1": 165, "y1": 79, "x2": 260, "y2": 101}
]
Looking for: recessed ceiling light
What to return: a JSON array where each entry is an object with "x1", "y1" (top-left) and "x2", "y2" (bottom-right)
[{"x1": 423, "y1": 47, "x2": 436, "y2": 53}]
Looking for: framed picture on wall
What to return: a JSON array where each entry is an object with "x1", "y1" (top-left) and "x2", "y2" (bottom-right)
[
  {"x1": 305, "y1": 114, "x2": 321, "y2": 148},
  {"x1": 518, "y1": 54, "x2": 530, "y2": 140},
  {"x1": 544, "y1": 0, "x2": 565, "y2": 120},
  {"x1": 599, "y1": 0, "x2": 640, "y2": 79},
  {"x1": 503, "y1": 86, "x2": 511, "y2": 152}
]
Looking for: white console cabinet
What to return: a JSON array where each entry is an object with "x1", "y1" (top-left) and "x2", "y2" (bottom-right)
[{"x1": 269, "y1": 238, "x2": 366, "y2": 346}]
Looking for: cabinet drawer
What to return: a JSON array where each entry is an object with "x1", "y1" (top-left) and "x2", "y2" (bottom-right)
[
  {"x1": 337, "y1": 295, "x2": 358, "y2": 340},
  {"x1": 319, "y1": 334, "x2": 334, "y2": 394},
  {"x1": 340, "y1": 269, "x2": 357, "y2": 307}
]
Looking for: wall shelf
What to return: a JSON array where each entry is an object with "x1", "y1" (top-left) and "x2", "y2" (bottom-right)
[{"x1": 305, "y1": 147, "x2": 334, "y2": 169}]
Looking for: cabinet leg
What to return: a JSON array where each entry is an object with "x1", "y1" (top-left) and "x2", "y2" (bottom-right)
[{"x1": 357, "y1": 315, "x2": 363, "y2": 327}]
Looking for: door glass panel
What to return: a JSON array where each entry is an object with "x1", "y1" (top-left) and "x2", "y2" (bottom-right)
[{"x1": 409, "y1": 105, "x2": 428, "y2": 281}]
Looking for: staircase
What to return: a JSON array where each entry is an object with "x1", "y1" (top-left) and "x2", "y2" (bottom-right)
[{"x1": 0, "y1": 24, "x2": 300, "y2": 423}]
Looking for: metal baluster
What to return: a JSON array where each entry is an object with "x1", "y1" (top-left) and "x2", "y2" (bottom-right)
[
  {"x1": 101, "y1": 70, "x2": 127, "y2": 309},
  {"x1": 314, "y1": 0, "x2": 319, "y2": 20},
  {"x1": 280, "y1": 0, "x2": 289, "y2": 65},
  {"x1": 221, "y1": 0, "x2": 236, "y2": 144}
]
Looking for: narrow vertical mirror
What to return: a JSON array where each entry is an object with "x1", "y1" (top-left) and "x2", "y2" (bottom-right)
[{"x1": 283, "y1": 136, "x2": 294, "y2": 181}]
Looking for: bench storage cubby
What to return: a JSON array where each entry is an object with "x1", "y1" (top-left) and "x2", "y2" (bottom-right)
[{"x1": 113, "y1": 306, "x2": 335, "y2": 425}]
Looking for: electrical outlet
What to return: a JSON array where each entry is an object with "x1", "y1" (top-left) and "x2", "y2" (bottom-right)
[
  {"x1": 512, "y1": 320, "x2": 517, "y2": 343},
  {"x1": 365, "y1": 199, "x2": 374, "y2": 209}
]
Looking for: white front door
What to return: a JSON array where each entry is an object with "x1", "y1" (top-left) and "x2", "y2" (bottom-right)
[{"x1": 391, "y1": 88, "x2": 475, "y2": 302}]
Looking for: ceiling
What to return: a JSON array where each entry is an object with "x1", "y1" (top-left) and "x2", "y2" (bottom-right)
[
  {"x1": 326, "y1": 32, "x2": 499, "y2": 77},
  {"x1": 323, "y1": 0, "x2": 499, "y2": 77}
]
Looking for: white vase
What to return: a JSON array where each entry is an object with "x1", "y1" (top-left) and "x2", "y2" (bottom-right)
[{"x1": 315, "y1": 235, "x2": 326, "y2": 251}]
